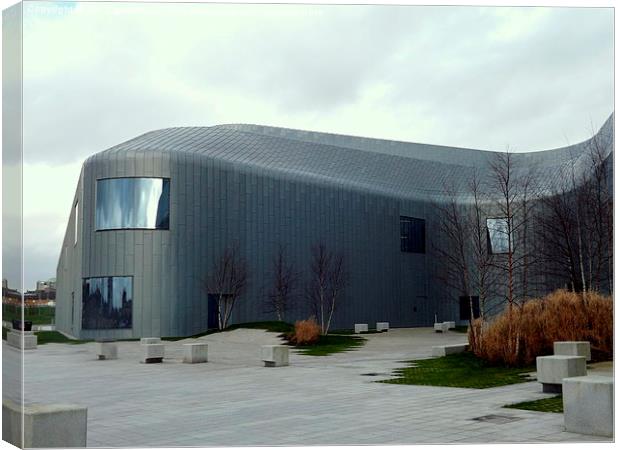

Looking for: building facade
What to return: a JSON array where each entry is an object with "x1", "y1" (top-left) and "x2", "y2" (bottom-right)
[{"x1": 55, "y1": 117, "x2": 614, "y2": 339}]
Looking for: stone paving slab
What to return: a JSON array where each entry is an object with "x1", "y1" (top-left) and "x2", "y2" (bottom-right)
[{"x1": 2, "y1": 328, "x2": 613, "y2": 446}]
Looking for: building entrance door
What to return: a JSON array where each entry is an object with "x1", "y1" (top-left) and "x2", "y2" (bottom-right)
[{"x1": 207, "y1": 294, "x2": 219, "y2": 329}]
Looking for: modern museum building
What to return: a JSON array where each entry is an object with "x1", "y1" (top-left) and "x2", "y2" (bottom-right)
[{"x1": 55, "y1": 116, "x2": 614, "y2": 339}]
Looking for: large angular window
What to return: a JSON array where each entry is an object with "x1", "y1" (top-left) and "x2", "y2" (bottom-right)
[
  {"x1": 400, "y1": 216, "x2": 425, "y2": 253},
  {"x1": 82, "y1": 276, "x2": 132, "y2": 329},
  {"x1": 96, "y1": 178, "x2": 170, "y2": 230},
  {"x1": 487, "y1": 217, "x2": 511, "y2": 254}
]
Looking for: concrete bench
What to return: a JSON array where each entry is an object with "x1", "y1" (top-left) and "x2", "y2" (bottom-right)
[
  {"x1": 536, "y1": 355, "x2": 586, "y2": 393},
  {"x1": 140, "y1": 337, "x2": 161, "y2": 345},
  {"x1": 261, "y1": 345, "x2": 289, "y2": 367},
  {"x1": 432, "y1": 343, "x2": 469, "y2": 357},
  {"x1": 376, "y1": 322, "x2": 389, "y2": 332},
  {"x1": 141, "y1": 343, "x2": 164, "y2": 363},
  {"x1": 554, "y1": 341, "x2": 591, "y2": 361},
  {"x1": 354, "y1": 323, "x2": 368, "y2": 334},
  {"x1": 7, "y1": 330, "x2": 37, "y2": 350},
  {"x1": 444, "y1": 321, "x2": 456, "y2": 329},
  {"x1": 95, "y1": 339, "x2": 117, "y2": 360},
  {"x1": 434, "y1": 322, "x2": 449, "y2": 333},
  {"x1": 562, "y1": 375, "x2": 613, "y2": 437},
  {"x1": 183, "y1": 343, "x2": 208, "y2": 364},
  {"x1": 2, "y1": 399, "x2": 87, "y2": 447}
]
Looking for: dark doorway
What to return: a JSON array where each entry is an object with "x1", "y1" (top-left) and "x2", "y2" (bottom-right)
[
  {"x1": 459, "y1": 296, "x2": 480, "y2": 321},
  {"x1": 207, "y1": 294, "x2": 219, "y2": 329}
]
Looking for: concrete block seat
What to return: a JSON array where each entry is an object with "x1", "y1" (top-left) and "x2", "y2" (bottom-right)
[
  {"x1": 3, "y1": 399, "x2": 87, "y2": 448},
  {"x1": 376, "y1": 322, "x2": 389, "y2": 332},
  {"x1": 563, "y1": 375, "x2": 613, "y2": 437},
  {"x1": 354, "y1": 324, "x2": 368, "y2": 334},
  {"x1": 183, "y1": 343, "x2": 208, "y2": 364},
  {"x1": 7, "y1": 330, "x2": 37, "y2": 350},
  {"x1": 536, "y1": 355, "x2": 587, "y2": 393},
  {"x1": 95, "y1": 339, "x2": 117, "y2": 360},
  {"x1": 261, "y1": 345, "x2": 289, "y2": 367},
  {"x1": 444, "y1": 321, "x2": 456, "y2": 329},
  {"x1": 140, "y1": 337, "x2": 161, "y2": 345},
  {"x1": 141, "y1": 343, "x2": 165, "y2": 363},
  {"x1": 434, "y1": 322, "x2": 449, "y2": 333},
  {"x1": 432, "y1": 343, "x2": 469, "y2": 357},
  {"x1": 554, "y1": 341, "x2": 592, "y2": 361}
]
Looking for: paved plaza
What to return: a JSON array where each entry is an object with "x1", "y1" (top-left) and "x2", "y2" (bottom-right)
[{"x1": 3, "y1": 328, "x2": 613, "y2": 446}]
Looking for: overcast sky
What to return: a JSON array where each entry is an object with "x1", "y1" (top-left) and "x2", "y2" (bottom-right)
[{"x1": 4, "y1": 1, "x2": 615, "y2": 289}]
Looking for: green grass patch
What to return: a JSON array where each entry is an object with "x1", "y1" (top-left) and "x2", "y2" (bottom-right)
[
  {"x1": 379, "y1": 352, "x2": 534, "y2": 389},
  {"x1": 453, "y1": 325, "x2": 468, "y2": 333},
  {"x1": 295, "y1": 334, "x2": 365, "y2": 356},
  {"x1": 3, "y1": 305, "x2": 56, "y2": 325},
  {"x1": 34, "y1": 331, "x2": 91, "y2": 345},
  {"x1": 504, "y1": 395, "x2": 563, "y2": 413}
]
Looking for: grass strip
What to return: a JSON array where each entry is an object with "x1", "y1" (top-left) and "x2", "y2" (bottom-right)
[
  {"x1": 379, "y1": 352, "x2": 534, "y2": 389},
  {"x1": 504, "y1": 395, "x2": 563, "y2": 413},
  {"x1": 295, "y1": 334, "x2": 365, "y2": 356}
]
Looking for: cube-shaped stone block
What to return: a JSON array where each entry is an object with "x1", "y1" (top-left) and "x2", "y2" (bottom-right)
[
  {"x1": 7, "y1": 331, "x2": 37, "y2": 350},
  {"x1": 431, "y1": 343, "x2": 468, "y2": 357},
  {"x1": 261, "y1": 345, "x2": 289, "y2": 367},
  {"x1": 434, "y1": 322, "x2": 449, "y2": 333},
  {"x1": 140, "y1": 337, "x2": 161, "y2": 345},
  {"x1": 376, "y1": 322, "x2": 389, "y2": 332},
  {"x1": 95, "y1": 342, "x2": 117, "y2": 360},
  {"x1": 444, "y1": 321, "x2": 456, "y2": 329},
  {"x1": 354, "y1": 323, "x2": 368, "y2": 333},
  {"x1": 183, "y1": 343, "x2": 208, "y2": 363},
  {"x1": 554, "y1": 341, "x2": 591, "y2": 361},
  {"x1": 536, "y1": 355, "x2": 586, "y2": 393},
  {"x1": 3, "y1": 399, "x2": 87, "y2": 448},
  {"x1": 141, "y1": 343, "x2": 164, "y2": 363},
  {"x1": 563, "y1": 375, "x2": 613, "y2": 437}
]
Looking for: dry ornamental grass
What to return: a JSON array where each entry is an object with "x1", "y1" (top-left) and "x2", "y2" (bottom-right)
[
  {"x1": 290, "y1": 318, "x2": 321, "y2": 345},
  {"x1": 472, "y1": 289, "x2": 612, "y2": 367}
]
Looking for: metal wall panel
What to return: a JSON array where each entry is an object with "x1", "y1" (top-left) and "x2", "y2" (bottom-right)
[{"x1": 55, "y1": 118, "x2": 614, "y2": 338}]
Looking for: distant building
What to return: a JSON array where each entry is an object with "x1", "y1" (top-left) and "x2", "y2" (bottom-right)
[
  {"x1": 36, "y1": 278, "x2": 56, "y2": 292},
  {"x1": 2, "y1": 285, "x2": 21, "y2": 306}
]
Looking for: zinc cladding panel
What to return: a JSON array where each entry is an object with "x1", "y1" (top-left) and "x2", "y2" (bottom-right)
[{"x1": 58, "y1": 118, "x2": 612, "y2": 337}]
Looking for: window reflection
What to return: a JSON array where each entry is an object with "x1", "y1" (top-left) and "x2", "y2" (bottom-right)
[
  {"x1": 96, "y1": 178, "x2": 170, "y2": 230},
  {"x1": 487, "y1": 218, "x2": 511, "y2": 254},
  {"x1": 82, "y1": 276, "x2": 132, "y2": 329}
]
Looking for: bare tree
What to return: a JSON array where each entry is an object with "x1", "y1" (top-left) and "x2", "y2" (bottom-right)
[
  {"x1": 487, "y1": 150, "x2": 540, "y2": 361},
  {"x1": 487, "y1": 150, "x2": 538, "y2": 310},
  {"x1": 433, "y1": 174, "x2": 497, "y2": 350},
  {"x1": 468, "y1": 170, "x2": 495, "y2": 323},
  {"x1": 265, "y1": 244, "x2": 298, "y2": 321},
  {"x1": 306, "y1": 243, "x2": 347, "y2": 335},
  {"x1": 583, "y1": 127, "x2": 613, "y2": 292},
  {"x1": 432, "y1": 185, "x2": 473, "y2": 324},
  {"x1": 536, "y1": 127, "x2": 613, "y2": 298},
  {"x1": 205, "y1": 246, "x2": 249, "y2": 330}
]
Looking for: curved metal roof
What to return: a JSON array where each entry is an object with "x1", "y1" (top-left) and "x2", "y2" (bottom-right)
[{"x1": 93, "y1": 114, "x2": 613, "y2": 201}]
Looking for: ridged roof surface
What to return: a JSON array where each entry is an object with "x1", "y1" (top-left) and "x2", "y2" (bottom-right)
[{"x1": 95, "y1": 114, "x2": 614, "y2": 200}]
